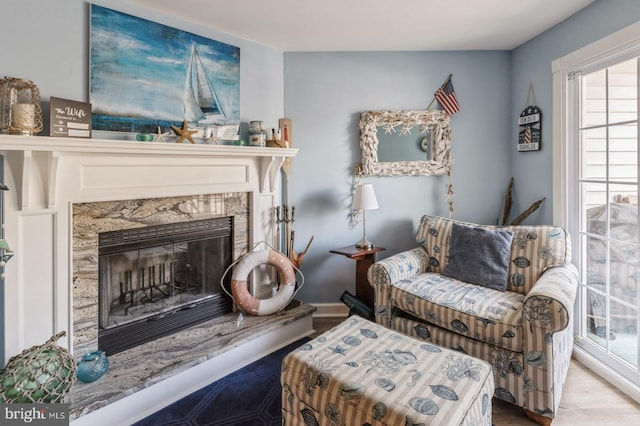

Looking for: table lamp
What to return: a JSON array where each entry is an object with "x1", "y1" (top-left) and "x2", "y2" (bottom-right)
[{"x1": 353, "y1": 183, "x2": 379, "y2": 249}]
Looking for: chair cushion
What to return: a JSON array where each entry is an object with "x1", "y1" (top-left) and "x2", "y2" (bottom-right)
[
  {"x1": 442, "y1": 223, "x2": 514, "y2": 291},
  {"x1": 390, "y1": 272, "x2": 524, "y2": 352}
]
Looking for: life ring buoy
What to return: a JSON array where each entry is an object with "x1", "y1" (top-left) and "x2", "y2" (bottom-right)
[{"x1": 231, "y1": 249, "x2": 296, "y2": 315}]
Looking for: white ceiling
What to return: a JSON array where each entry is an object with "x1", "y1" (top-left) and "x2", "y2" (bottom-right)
[{"x1": 128, "y1": 0, "x2": 594, "y2": 51}]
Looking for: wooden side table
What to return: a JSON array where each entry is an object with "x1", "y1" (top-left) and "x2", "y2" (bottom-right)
[{"x1": 330, "y1": 245, "x2": 386, "y2": 309}]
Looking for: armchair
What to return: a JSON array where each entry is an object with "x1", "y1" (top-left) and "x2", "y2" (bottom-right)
[{"x1": 368, "y1": 215, "x2": 578, "y2": 425}]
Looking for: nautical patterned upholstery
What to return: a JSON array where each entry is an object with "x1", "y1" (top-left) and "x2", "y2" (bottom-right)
[
  {"x1": 281, "y1": 316, "x2": 494, "y2": 426},
  {"x1": 369, "y1": 215, "x2": 579, "y2": 423},
  {"x1": 391, "y1": 273, "x2": 525, "y2": 352},
  {"x1": 415, "y1": 215, "x2": 572, "y2": 295}
]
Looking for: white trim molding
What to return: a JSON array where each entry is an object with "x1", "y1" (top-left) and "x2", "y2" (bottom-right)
[
  {"x1": 573, "y1": 347, "x2": 640, "y2": 405},
  {"x1": 0, "y1": 135, "x2": 296, "y2": 361},
  {"x1": 552, "y1": 21, "x2": 640, "y2": 225},
  {"x1": 552, "y1": 20, "x2": 640, "y2": 404}
]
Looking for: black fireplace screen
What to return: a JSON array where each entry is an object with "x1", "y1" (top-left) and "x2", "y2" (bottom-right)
[{"x1": 97, "y1": 217, "x2": 233, "y2": 355}]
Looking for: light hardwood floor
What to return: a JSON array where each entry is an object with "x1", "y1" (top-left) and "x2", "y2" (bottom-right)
[{"x1": 312, "y1": 317, "x2": 640, "y2": 425}]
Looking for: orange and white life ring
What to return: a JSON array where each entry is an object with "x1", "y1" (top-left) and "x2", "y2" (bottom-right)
[{"x1": 231, "y1": 249, "x2": 296, "y2": 315}]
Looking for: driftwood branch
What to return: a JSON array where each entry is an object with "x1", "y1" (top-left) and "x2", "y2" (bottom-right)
[
  {"x1": 502, "y1": 177, "x2": 514, "y2": 226},
  {"x1": 510, "y1": 197, "x2": 546, "y2": 226},
  {"x1": 290, "y1": 236, "x2": 314, "y2": 269}
]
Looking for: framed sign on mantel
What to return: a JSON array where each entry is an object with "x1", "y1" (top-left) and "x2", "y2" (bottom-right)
[{"x1": 50, "y1": 97, "x2": 91, "y2": 138}]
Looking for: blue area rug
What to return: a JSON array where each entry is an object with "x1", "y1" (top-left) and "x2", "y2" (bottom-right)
[{"x1": 133, "y1": 338, "x2": 309, "y2": 426}]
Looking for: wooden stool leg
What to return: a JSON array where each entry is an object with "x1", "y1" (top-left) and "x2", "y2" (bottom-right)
[{"x1": 525, "y1": 409, "x2": 552, "y2": 426}]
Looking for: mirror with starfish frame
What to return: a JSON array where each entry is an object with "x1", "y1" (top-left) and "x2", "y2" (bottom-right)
[{"x1": 359, "y1": 110, "x2": 451, "y2": 176}]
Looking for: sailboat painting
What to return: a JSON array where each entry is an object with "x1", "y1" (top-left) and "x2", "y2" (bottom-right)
[
  {"x1": 90, "y1": 5, "x2": 240, "y2": 136},
  {"x1": 184, "y1": 44, "x2": 226, "y2": 123}
]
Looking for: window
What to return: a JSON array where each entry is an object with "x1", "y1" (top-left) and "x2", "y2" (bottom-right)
[
  {"x1": 553, "y1": 22, "x2": 640, "y2": 401},
  {"x1": 579, "y1": 58, "x2": 639, "y2": 372}
]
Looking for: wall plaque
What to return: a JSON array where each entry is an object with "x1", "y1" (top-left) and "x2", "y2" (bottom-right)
[
  {"x1": 517, "y1": 105, "x2": 541, "y2": 152},
  {"x1": 50, "y1": 97, "x2": 92, "y2": 138}
]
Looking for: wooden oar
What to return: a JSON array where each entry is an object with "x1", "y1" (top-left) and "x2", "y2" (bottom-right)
[
  {"x1": 279, "y1": 118, "x2": 293, "y2": 255},
  {"x1": 280, "y1": 118, "x2": 293, "y2": 206}
]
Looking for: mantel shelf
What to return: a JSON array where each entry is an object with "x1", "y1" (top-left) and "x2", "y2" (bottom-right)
[
  {"x1": 0, "y1": 135, "x2": 297, "y2": 209},
  {"x1": 0, "y1": 134, "x2": 298, "y2": 158}
]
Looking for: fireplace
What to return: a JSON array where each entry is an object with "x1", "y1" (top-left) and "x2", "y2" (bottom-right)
[
  {"x1": 71, "y1": 192, "x2": 252, "y2": 357},
  {"x1": 0, "y1": 136, "x2": 303, "y2": 422},
  {"x1": 97, "y1": 217, "x2": 233, "y2": 355}
]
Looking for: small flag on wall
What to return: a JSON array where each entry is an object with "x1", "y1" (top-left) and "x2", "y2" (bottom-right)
[
  {"x1": 434, "y1": 76, "x2": 460, "y2": 115},
  {"x1": 523, "y1": 127, "x2": 531, "y2": 144}
]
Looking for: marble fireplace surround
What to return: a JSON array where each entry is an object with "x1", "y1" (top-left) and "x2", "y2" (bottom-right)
[
  {"x1": 72, "y1": 192, "x2": 250, "y2": 356},
  {"x1": 0, "y1": 136, "x2": 314, "y2": 423}
]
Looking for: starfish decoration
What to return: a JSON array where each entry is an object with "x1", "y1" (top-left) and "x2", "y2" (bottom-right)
[
  {"x1": 171, "y1": 120, "x2": 198, "y2": 144},
  {"x1": 400, "y1": 124, "x2": 413, "y2": 135},
  {"x1": 382, "y1": 122, "x2": 400, "y2": 134},
  {"x1": 154, "y1": 125, "x2": 170, "y2": 143},
  {"x1": 328, "y1": 345, "x2": 347, "y2": 355}
]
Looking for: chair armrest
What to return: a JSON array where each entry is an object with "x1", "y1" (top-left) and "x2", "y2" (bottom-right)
[
  {"x1": 523, "y1": 263, "x2": 579, "y2": 334},
  {"x1": 367, "y1": 247, "x2": 430, "y2": 288}
]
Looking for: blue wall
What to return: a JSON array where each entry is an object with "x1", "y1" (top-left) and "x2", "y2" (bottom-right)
[
  {"x1": 284, "y1": 1, "x2": 640, "y2": 304},
  {"x1": 284, "y1": 51, "x2": 513, "y2": 302},
  {"x1": 510, "y1": 0, "x2": 640, "y2": 224}
]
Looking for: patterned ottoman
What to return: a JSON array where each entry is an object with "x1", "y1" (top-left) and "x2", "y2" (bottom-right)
[{"x1": 281, "y1": 316, "x2": 494, "y2": 425}]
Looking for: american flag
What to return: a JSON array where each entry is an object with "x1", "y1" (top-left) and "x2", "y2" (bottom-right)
[
  {"x1": 435, "y1": 79, "x2": 460, "y2": 115},
  {"x1": 523, "y1": 127, "x2": 531, "y2": 144}
]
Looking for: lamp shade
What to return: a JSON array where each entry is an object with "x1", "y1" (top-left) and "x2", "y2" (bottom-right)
[{"x1": 352, "y1": 183, "x2": 379, "y2": 211}]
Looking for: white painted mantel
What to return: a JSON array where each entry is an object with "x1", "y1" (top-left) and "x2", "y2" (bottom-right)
[{"x1": 0, "y1": 134, "x2": 297, "y2": 362}]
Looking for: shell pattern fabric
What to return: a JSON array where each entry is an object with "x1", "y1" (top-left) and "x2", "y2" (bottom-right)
[
  {"x1": 281, "y1": 316, "x2": 494, "y2": 426},
  {"x1": 368, "y1": 215, "x2": 579, "y2": 422},
  {"x1": 415, "y1": 215, "x2": 572, "y2": 295},
  {"x1": 391, "y1": 273, "x2": 525, "y2": 352}
]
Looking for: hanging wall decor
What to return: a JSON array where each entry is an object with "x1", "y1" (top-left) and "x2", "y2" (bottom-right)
[
  {"x1": 517, "y1": 83, "x2": 541, "y2": 152},
  {"x1": 90, "y1": 5, "x2": 240, "y2": 137}
]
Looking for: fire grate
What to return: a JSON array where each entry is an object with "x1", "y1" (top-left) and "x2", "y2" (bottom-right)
[{"x1": 97, "y1": 217, "x2": 233, "y2": 355}]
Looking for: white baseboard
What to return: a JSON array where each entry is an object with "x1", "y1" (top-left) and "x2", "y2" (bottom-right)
[{"x1": 310, "y1": 302, "x2": 349, "y2": 318}]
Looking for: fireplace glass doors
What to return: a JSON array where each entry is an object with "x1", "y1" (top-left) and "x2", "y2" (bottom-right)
[{"x1": 98, "y1": 217, "x2": 233, "y2": 355}]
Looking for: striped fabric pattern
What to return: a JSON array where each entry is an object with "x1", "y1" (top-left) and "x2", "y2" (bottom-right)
[
  {"x1": 368, "y1": 247, "x2": 431, "y2": 328},
  {"x1": 391, "y1": 272, "x2": 525, "y2": 352},
  {"x1": 282, "y1": 316, "x2": 494, "y2": 426},
  {"x1": 415, "y1": 215, "x2": 571, "y2": 295},
  {"x1": 370, "y1": 215, "x2": 579, "y2": 422},
  {"x1": 392, "y1": 314, "x2": 527, "y2": 406}
]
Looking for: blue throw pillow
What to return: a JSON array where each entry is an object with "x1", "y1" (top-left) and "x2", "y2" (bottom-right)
[{"x1": 442, "y1": 223, "x2": 514, "y2": 291}]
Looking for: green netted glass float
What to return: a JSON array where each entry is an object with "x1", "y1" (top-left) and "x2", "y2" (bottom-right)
[{"x1": 0, "y1": 331, "x2": 76, "y2": 403}]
